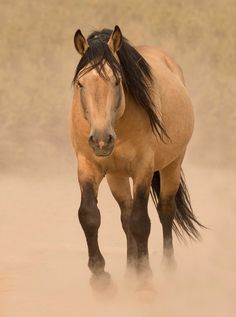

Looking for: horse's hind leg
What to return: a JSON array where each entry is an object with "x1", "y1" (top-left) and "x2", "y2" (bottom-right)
[
  {"x1": 129, "y1": 171, "x2": 153, "y2": 278},
  {"x1": 158, "y1": 156, "x2": 183, "y2": 267},
  {"x1": 106, "y1": 174, "x2": 137, "y2": 270}
]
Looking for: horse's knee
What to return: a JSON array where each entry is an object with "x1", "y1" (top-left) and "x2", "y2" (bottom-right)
[{"x1": 78, "y1": 204, "x2": 101, "y2": 235}]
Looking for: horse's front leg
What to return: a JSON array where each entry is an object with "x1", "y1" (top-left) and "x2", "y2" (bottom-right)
[
  {"x1": 77, "y1": 161, "x2": 110, "y2": 288},
  {"x1": 106, "y1": 174, "x2": 137, "y2": 270},
  {"x1": 130, "y1": 171, "x2": 153, "y2": 278}
]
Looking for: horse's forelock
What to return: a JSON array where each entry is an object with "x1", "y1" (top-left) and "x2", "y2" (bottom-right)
[{"x1": 73, "y1": 30, "x2": 122, "y2": 84}]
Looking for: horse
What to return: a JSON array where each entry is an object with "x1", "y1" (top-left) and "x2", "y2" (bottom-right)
[{"x1": 71, "y1": 25, "x2": 204, "y2": 287}]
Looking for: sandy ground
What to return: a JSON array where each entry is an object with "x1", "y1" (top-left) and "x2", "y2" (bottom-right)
[
  {"x1": 1, "y1": 1, "x2": 235, "y2": 315},
  {"x1": 1, "y1": 164, "x2": 235, "y2": 317}
]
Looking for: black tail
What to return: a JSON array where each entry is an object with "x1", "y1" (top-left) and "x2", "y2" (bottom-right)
[{"x1": 150, "y1": 170, "x2": 205, "y2": 241}]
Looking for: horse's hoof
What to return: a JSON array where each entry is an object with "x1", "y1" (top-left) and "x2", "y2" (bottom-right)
[
  {"x1": 125, "y1": 264, "x2": 137, "y2": 278},
  {"x1": 161, "y1": 256, "x2": 177, "y2": 273},
  {"x1": 135, "y1": 281, "x2": 158, "y2": 303},
  {"x1": 137, "y1": 266, "x2": 153, "y2": 282},
  {"x1": 90, "y1": 272, "x2": 112, "y2": 291}
]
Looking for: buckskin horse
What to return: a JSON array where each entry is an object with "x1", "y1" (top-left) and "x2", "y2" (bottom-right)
[{"x1": 71, "y1": 26, "x2": 203, "y2": 288}]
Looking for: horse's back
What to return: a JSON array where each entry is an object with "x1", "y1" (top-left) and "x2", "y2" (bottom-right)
[
  {"x1": 136, "y1": 45, "x2": 194, "y2": 168},
  {"x1": 136, "y1": 45, "x2": 185, "y2": 85}
]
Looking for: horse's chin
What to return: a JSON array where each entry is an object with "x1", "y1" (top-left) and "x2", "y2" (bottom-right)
[{"x1": 93, "y1": 148, "x2": 114, "y2": 157}]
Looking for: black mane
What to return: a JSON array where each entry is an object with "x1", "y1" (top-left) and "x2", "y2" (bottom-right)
[{"x1": 73, "y1": 29, "x2": 168, "y2": 140}]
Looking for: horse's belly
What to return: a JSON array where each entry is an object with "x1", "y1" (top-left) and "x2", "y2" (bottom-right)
[{"x1": 153, "y1": 143, "x2": 186, "y2": 170}]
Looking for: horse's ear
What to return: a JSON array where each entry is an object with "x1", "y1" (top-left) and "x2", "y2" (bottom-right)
[
  {"x1": 108, "y1": 25, "x2": 122, "y2": 53},
  {"x1": 74, "y1": 29, "x2": 89, "y2": 55}
]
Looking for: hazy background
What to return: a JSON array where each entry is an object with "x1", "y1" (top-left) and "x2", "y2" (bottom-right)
[
  {"x1": 1, "y1": 0, "x2": 236, "y2": 173},
  {"x1": 1, "y1": 1, "x2": 235, "y2": 316}
]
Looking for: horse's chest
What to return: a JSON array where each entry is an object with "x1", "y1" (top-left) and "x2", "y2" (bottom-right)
[
  {"x1": 101, "y1": 141, "x2": 154, "y2": 177},
  {"x1": 106, "y1": 148, "x2": 135, "y2": 176}
]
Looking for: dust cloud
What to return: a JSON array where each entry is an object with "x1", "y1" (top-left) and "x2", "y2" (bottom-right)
[{"x1": 0, "y1": 1, "x2": 236, "y2": 316}]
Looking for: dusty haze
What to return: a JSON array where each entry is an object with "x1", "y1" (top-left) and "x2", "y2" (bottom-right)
[{"x1": 0, "y1": 1, "x2": 235, "y2": 316}]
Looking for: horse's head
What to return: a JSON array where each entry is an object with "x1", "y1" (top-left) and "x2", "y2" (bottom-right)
[{"x1": 73, "y1": 26, "x2": 125, "y2": 157}]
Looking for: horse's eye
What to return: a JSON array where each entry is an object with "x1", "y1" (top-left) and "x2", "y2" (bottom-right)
[{"x1": 115, "y1": 79, "x2": 120, "y2": 86}]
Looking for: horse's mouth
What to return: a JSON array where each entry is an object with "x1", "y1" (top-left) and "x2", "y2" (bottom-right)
[
  {"x1": 91, "y1": 144, "x2": 114, "y2": 157},
  {"x1": 93, "y1": 146, "x2": 114, "y2": 157}
]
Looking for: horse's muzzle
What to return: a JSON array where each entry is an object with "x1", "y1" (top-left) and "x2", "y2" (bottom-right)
[{"x1": 88, "y1": 133, "x2": 115, "y2": 156}]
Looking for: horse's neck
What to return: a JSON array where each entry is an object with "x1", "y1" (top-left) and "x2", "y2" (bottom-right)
[{"x1": 117, "y1": 92, "x2": 152, "y2": 136}]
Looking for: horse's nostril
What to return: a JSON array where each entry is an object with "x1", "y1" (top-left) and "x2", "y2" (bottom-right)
[
  {"x1": 89, "y1": 133, "x2": 114, "y2": 151},
  {"x1": 89, "y1": 135, "x2": 95, "y2": 145},
  {"x1": 107, "y1": 134, "x2": 114, "y2": 144}
]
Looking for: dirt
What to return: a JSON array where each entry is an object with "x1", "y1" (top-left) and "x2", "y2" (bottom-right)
[{"x1": 1, "y1": 165, "x2": 235, "y2": 317}]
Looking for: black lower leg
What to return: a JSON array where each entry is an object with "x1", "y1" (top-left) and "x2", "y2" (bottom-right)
[
  {"x1": 79, "y1": 183, "x2": 105, "y2": 276},
  {"x1": 130, "y1": 188, "x2": 151, "y2": 273},
  {"x1": 158, "y1": 197, "x2": 175, "y2": 258},
  {"x1": 119, "y1": 201, "x2": 137, "y2": 267}
]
